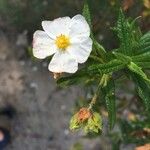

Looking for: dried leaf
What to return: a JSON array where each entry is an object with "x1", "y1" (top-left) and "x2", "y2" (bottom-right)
[
  {"x1": 135, "y1": 144, "x2": 150, "y2": 150},
  {"x1": 122, "y1": 0, "x2": 134, "y2": 10},
  {"x1": 143, "y1": 0, "x2": 150, "y2": 9}
]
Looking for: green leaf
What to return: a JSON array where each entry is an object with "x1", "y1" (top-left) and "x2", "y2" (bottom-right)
[
  {"x1": 113, "y1": 52, "x2": 131, "y2": 63},
  {"x1": 130, "y1": 16, "x2": 142, "y2": 31},
  {"x1": 130, "y1": 17, "x2": 142, "y2": 43},
  {"x1": 119, "y1": 119, "x2": 150, "y2": 144},
  {"x1": 135, "y1": 62, "x2": 150, "y2": 69},
  {"x1": 82, "y1": 0, "x2": 106, "y2": 59},
  {"x1": 128, "y1": 62, "x2": 150, "y2": 83},
  {"x1": 57, "y1": 69, "x2": 87, "y2": 87},
  {"x1": 137, "y1": 31, "x2": 150, "y2": 54},
  {"x1": 100, "y1": 74, "x2": 111, "y2": 87},
  {"x1": 88, "y1": 59, "x2": 127, "y2": 75},
  {"x1": 58, "y1": 59, "x2": 127, "y2": 87},
  {"x1": 132, "y1": 51, "x2": 150, "y2": 68},
  {"x1": 130, "y1": 73, "x2": 150, "y2": 113},
  {"x1": 103, "y1": 79, "x2": 116, "y2": 129},
  {"x1": 84, "y1": 112, "x2": 102, "y2": 133},
  {"x1": 115, "y1": 9, "x2": 132, "y2": 55},
  {"x1": 58, "y1": 60, "x2": 119, "y2": 87},
  {"x1": 132, "y1": 51, "x2": 150, "y2": 62},
  {"x1": 82, "y1": 0, "x2": 91, "y2": 27},
  {"x1": 70, "y1": 114, "x2": 81, "y2": 131},
  {"x1": 93, "y1": 39, "x2": 107, "y2": 59}
]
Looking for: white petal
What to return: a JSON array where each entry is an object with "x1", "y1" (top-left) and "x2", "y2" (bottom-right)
[
  {"x1": 33, "y1": 30, "x2": 57, "y2": 59},
  {"x1": 69, "y1": 14, "x2": 90, "y2": 43},
  {"x1": 68, "y1": 37, "x2": 93, "y2": 63},
  {"x1": 42, "y1": 17, "x2": 71, "y2": 39},
  {"x1": 48, "y1": 52, "x2": 78, "y2": 73}
]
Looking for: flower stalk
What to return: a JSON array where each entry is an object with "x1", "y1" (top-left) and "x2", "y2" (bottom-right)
[{"x1": 88, "y1": 79, "x2": 102, "y2": 110}]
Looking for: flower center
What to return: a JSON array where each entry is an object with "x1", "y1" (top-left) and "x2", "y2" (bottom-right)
[{"x1": 55, "y1": 34, "x2": 70, "y2": 50}]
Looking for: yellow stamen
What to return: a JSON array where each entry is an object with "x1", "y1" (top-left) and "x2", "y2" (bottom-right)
[{"x1": 55, "y1": 34, "x2": 70, "y2": 50}]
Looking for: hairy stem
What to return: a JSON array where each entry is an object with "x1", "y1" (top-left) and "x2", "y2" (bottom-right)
[{"x1": 88, "y1": 80, "x2": 102, "y2": 109}]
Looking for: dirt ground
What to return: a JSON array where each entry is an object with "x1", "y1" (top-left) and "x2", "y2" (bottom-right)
[
  {"x1": 0, "y1": 31, "x2": 111, "y2": 150},
  {"x1": 0, "y1": 30, "x2": 137, "y2": 150}
]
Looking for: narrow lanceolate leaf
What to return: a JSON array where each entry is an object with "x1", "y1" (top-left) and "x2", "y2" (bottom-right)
[
  {"x1": 82, "y1": 0, "x2": 106, "y2": 58},
  {"x1": 57, "y1": 59, "x2": 127, "y2": 87},
  {"x1": 115, "y1": 9, "x2": 132, "y2": 55},
  {"x1": 84, "y1": 112, "x2": 102, "y2": 133},
  {"x1": 132, "y1": 51, "x2": 150, "y2": 62},
  {"x1": 88, "y1": 59, "x2": 127, "y2": 75},
  {"x1": 131, "y1": 51, "x2": 150, "y2": 68},
  {"x1": 93, "y1": 39, "x2": 107, "y2": 59},
  {"x1": 103, "y1": 79, "x2": 116, "y2": 129},
  {"x1": 130, "y1": 72, "x2": 150, "y2": 113},
  {"x1": 135, "y1": 62, "x2": 150, "y2": 69},
  {"x1": 137, "y1": 31, "x2": 150, "y2": 54},
  {"x1": 70, "y1": 114, "x2": 80, "y2": 131},
  {"x1": 82, "y1": 0, "x2": 92, "y2": 27},
  {"x1": 128, "y1": 62, "x2": 150, "y2": 83},
  {"x1": 113, "y1": 52, "x2": 131, "y2": 63},
  {"x1": 57, "y1": 69, "x2": 87, "y2": 87}
]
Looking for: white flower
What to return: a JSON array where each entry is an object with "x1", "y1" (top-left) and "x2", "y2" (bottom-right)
[{"x1": 33, "y1": 14, "x2": 93, "y2": 73}]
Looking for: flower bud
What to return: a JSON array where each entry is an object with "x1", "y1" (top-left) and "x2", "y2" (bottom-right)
[
  {"x1": 77, "y1": 107, "x2": 91, "y2": 123},
  {"x1": 70, "y1": 107, "x2": 102, "y2": 133}
]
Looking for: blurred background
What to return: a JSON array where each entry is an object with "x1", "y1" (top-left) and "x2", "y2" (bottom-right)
[{"x1": 0, "y1": 0, "x2": 150, "y2": 150}]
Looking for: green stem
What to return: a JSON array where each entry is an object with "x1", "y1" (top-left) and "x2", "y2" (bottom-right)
[
  {"x1": 88, "y1": 80, "x2": 101, "y2": 109},
  {"x1": 89, "y1": 55, "x2": 104, "y2": 63}
]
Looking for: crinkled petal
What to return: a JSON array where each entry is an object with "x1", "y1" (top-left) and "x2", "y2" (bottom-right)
[
  {"x1": 68, "y1": 37, "x2": 93, "y2": 63},
  {"x1": 33, "y1": 30, "x2": 57, "y2": 59},
  {"x1": 69, "y1": 14, "x2": 90, "y2": 43},
  {"x1": 42, "y1": 17, "x2": 71, "y2": 39},
  {"x1": 48, "y1": 52, "x2": 78, "y2": 73}
]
